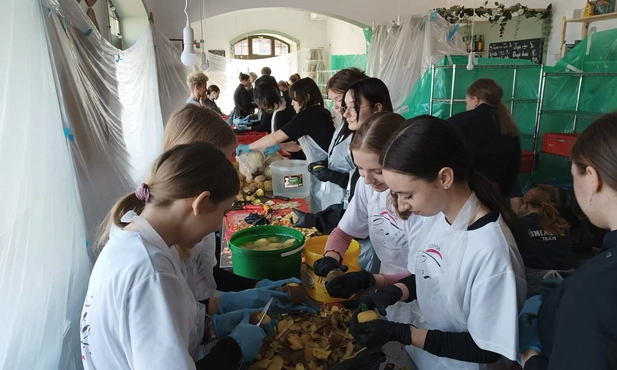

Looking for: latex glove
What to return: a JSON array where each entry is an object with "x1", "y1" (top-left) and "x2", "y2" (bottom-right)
[
  {"x1": 325, "y1": 270, "x2": 375, "y2": 299},
  {"x1": 308, "y1": 160, "x2": 328, "y2": 174},
  {"x1": 212, "y1": 308, "x2": 262, "y2": 338},
  {"x1": 219, "y1": 288, "x2": 290, "y2": 314},
  {"x1": 313, "y1": 166, "x2": 336, "y2": 183},
  {"x1": 356, "y1": 286, "x2": 404, "y2": 316},
  {"x1": 272, "y1": 298, "x2": 320, "y2": 315},
  {"x1": 350, "y1": 316, "x2": 412, "y2": 348},
  {"x1": 290, "y1": 208, "x2": 316, "y2": 228},
  {"x1": 238, "y1": 116, "x2": 250, "y2": 124},
  {"x1": 228, "y1": 311, "x2": 266, "y2": 362},
  {"x1": 236, "y1": 144, "x2": 250, "y2": 156},
  {"x1": 256, "y1": 277, "x2": 302, "y2": 290},
  {"x1": 540, "y1": 279, "x2": 561, "y2": 301},
  {"x1": 263, "y1": 144, "x2": 280, "y2": 156},
  {"x1": 236, "y1": 124, "x2": 248, "y2": 131},
  {"x1": 518, "y1": 313, "x2": 542, "y2": 360},
  {"x1": 313, "y1": 255, "x2": 349, "y2": 277}
]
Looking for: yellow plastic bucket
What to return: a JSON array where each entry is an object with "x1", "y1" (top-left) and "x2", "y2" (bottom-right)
[{"x1": 303, "y1": 235, "x2": 361, "y2": 303}]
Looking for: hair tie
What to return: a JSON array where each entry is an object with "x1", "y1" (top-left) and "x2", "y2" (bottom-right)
[{"x1": 135, "y1": 183, "x2": 150, "y2": 203}]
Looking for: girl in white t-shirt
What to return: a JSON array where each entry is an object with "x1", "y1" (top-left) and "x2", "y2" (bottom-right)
[
  {"x1": 315, "y1": 112, "x2": 422, "y2": 324},
  {"x1": 351, "y1": 116, "x2": 527, "y2": 370},
  {"x1": 82, "y1": 143, "x2": 290, "y2": 370}
]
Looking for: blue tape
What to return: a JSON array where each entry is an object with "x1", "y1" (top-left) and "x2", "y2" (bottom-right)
[
  {"x1": 86, "y1": 240, "x2": 90, "y2": 248},
  {"x1": 430, "y1": 9, "x2": 440, "y2": 21},
  {"x1": 448, "y1": 24, "x2": 460, "y2": 41},
  {"x1": 116, "y1": 53, "x2": 123, "y2": 63},
  {"x1": 63, "y1": 128, "x2": 75, "y2": 142},
  {"x1": 85, "y1": 28, "x2": 93, "y2": 36}
]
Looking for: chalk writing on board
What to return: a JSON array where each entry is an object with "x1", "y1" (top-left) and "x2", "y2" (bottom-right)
[{"x1": 488, "y1": 38, "x2": 544, "y2": 64}]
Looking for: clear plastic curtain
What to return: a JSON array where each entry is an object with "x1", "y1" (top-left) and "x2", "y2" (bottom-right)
[
  {"x1": 367, "y1": 14, "x2": 466, "y2": 113},
  {"x1": 206, "y1": 51, "x2": 302, "y2": 114},
  {"x1": 0, "y1": 0, "x2": 91, "y2": 368},
  {"x1": 152, "y1": 25, "x2": 193, "y2": 123},
  {"x1": 44, "y1": 0, "x2": 164, "y2": 243}
]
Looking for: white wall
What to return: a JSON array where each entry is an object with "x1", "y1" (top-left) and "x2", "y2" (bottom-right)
[
  {"x1": 145, "y1": 0, "x2": 449, "y2": 41},
  {"x1": 446, "y1": 0, "x2": 617, "y2": 65},
  {"x1": 77, "y1": 0, "x2": 110, "y2": 41},
  {"x1": 122, "y1": 17, "x2": 149, "y2": 49},
  {"x1": 326, "y1": 17, "x2": 366, "y2": 55},
  {"x1": 195, "y1": 8, "x2": 328, "y2": 58}
]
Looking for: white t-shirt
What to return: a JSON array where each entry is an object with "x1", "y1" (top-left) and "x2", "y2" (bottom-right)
[
  {"x1": 339, "y1": 178, "x2": 422, "y2": 275},
  {"x1": 173, "y1": 233, "x2": 218, "y2": 301},
  {"x1": 409, "y1": 213, "x2": 526, "y2": 369},
  {"x1": 81, "y1": 219, "x2": 205, "y2": 370}
]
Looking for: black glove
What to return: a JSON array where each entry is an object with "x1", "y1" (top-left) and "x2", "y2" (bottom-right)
[
  {"x1": 313, "y1": 256, "x2": 348, "y2": 277},
  {"x1": 325, "y1": 271, "x2": 375, "y2": 299},
  {"x1": 350, "y1": 316, "x2": 412, "y2": 348},
  {"x1": 357, "y1": 286, "x2": 403, "y2": 316},
  {"x1": 312, "y1": 167, "x2": 336, "y2": 183},
  {"x1": 308, "y1": 160, "x2": 328, "y2": 174},
  {"x1": 330, "y1": 346, "x2": 386, "y2": 370},
  {"x1": 290, "y1": 208, "x2": 315, "y2": 228}
]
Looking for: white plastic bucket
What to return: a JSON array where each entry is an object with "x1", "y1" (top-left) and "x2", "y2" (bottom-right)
[{"x1": 269, "y1": 160, "x2": 310, "y2": 199}]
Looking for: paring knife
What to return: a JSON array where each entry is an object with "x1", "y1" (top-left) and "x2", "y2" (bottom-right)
[{"x1": 257, "y1": 298, "x2": 273, "y2": 326}]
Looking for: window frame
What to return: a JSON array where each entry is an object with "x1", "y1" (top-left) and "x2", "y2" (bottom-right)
[{"x1": 233, "y1": 35, "x2": 290, "y2": 59}]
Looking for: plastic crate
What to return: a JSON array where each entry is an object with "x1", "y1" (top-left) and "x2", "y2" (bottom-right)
[
  {"x1": 542, "y1": 133, "x2": 580, "y2": 157},
  {"x1": 520, "y1": 150, "x2": 538, "y2": 173}
]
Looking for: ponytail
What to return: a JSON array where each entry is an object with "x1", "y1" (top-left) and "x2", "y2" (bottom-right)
[
  {"x1": 94, "y1": 192, "x2": 146, "y2": 256},
  {"x1": 538, "y1": 203, "x2": 570, "y2": 236},
  {"x1": 523, "y1": 187, "x2": 570, "y2": 237},
  {"x1": 469, "y1": 171, "x2": 528, "y2": 254},
  {"x1": 494, "y1": 102, "x2": 519, "y2": 136}
]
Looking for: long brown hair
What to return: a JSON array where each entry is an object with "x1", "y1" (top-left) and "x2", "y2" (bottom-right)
[
  {"x1": 289, "y1": 78, "x2": 324, "y2": 111},
  {"x1": 326, "y1": 68, "x2": 367, "y2": 94},
  {"x1": 571, "y1": 112, "x2": 617, "y2": 190},
  {"x1": 350, "y1": 112, "x2": 405, "y2": 154},
  {"x1": 164, "y1": 104, "x2": 236, "y2": 151},
  {"x1": 97, "y1": 143, "x2": 239, "y2": 251},
  {"x1": 381, "y1": 115, "x2": 528, "y2": 252},
  {"x1": 467, "y1": 78, "x2": 519, "y2": 136},
  {"x1": 523, "y1": 187, "x2": 570, "y2": 236}
]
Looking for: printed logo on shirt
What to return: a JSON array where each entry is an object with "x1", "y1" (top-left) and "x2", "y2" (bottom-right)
[
  {"x1": 528, "y1": 229, "x2": 558, "y2": 242},
  {"x1": 419, "y1": 245, "x2": 442, "y2": 280},
  {"x1": 81, "y1": 295, "x2": 93, "y2": 361},
  {"x1": 370, "y1": 210, "x2": 407, "y2": 250}
]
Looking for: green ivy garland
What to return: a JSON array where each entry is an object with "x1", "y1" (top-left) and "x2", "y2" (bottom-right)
[{"x1": 437, "y1": 2, "x2": 552, "y2": 39}]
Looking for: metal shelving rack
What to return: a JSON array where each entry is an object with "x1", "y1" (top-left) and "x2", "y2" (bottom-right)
[
  {"x1": 529, "y1": 70, "x2": 617, "y2": 184},
  {"x1": 428, "y1": 64, "x2": 543, "y2": 124}
]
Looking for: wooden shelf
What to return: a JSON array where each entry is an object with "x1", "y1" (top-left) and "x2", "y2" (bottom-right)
[{"x1": 565, "y1": 12, "x2": 617, "y2": 24}]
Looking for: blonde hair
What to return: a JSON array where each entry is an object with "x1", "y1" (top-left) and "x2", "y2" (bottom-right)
[
  {"x1": 164, "y1": 104, "x2": 236, "y2": 151},
  {"x1": 187, "y1": 72, "x2": 209, "y2": 90},
  {"x1": 96, "y1": 143, "x2": 239, "y2": 254},
  {"x1": 467, "y1": 78, "x2": 519, "y2": 136}
]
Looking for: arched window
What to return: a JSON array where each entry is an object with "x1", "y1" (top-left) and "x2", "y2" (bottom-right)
[{"x1": 233, "y1": 35, "x2": 290, "y2": 59}]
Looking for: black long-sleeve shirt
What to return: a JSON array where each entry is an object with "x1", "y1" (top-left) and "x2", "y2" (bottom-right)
[
  {"x1": 448, "y1": 104, "x2": 521, "y2": 197},
  {"x1": 525, "y1": 229, "x2": 617, "y2": 370},
  {"x1": 313, "y1": 169, "x2": 360, "y2": 234},
  {"x1": 195, "y1": 337, "x2": 242, "y2": 369},
  {"x1": 233, "y1": 84, "x2": 256, "y2": 118},
  {"x1": 204, "y1": 98, "x2": 223, "y2": 116}
]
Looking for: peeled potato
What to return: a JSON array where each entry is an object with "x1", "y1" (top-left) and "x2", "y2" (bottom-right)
[
  {"x1": 326, "y1": 269, "x2": 345, "y2": 283},
  {"x1": 357, "y1": 310, "x2": 380, "y2": 323},
  {"x1": 249, "y1": 312, "x2": 271, "y2": 326}
]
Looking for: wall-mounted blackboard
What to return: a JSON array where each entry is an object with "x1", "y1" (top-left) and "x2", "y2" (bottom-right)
[{"x1": 488, "y1": 38, "x2": 544, "y2": 64}]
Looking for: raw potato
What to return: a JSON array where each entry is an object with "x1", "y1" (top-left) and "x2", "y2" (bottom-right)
[
  {"x1": 266, "y1": 355, "x2": 284, "y2": 370},
  {"x1": 264, "y1": 180, "x2": 273, "y2": 192},
  {"x1": 255, "y1": 188, "x2": 265, "y2": 197},
  {"x1": 357, "y1": 310, "x2": 380, "y2": 323},
  {"x1": 279, "y1": 283, "x2": 308, "y2": 305},
  {"x1": 326, "y1": 269, "x2": 345, "y2": 283},
  {"x1": 254, "y1": 175, "x2": 267, "y2": 183},
  {"x1": 243, "y1": 183, "x2": 259, "y2": 195},
  {"x1": 250, "y1": 312, "x2": 271, "y2": 326}
]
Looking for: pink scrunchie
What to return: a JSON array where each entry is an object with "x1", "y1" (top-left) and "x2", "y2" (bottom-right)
[{"x1": 135, "y1": 183, "x2": 150, "y2": 203}]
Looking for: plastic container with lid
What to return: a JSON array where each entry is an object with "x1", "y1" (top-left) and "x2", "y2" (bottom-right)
[{"x1": 269, "y1": 159, "x2": 310, "y2": 199}]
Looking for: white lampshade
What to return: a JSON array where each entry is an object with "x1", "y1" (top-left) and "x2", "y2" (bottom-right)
[{"x1": 181, "y1": 26, "x2": 197, "y2": 66}]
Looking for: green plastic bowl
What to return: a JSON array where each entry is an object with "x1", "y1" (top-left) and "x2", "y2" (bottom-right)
[{"x1": 228, "y1": 226, "x2": 306, "y2": 280}]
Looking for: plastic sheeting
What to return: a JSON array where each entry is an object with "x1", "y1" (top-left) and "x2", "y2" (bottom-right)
[
  {"x1": 331, "y1": 54, "x2": 367, "y2": 71},
  {"x1": 366, "y1": 13, "x2": 467, "y2": 114},
  {"x1": 205, "y1": 51, "x2": 301, "y2": 114},
  {"x1": 44, "y1": 0, "x2": 164, "y2": 243},
  {"x1": 0, "y1": 0, "x2": 91, "y2": 368}
]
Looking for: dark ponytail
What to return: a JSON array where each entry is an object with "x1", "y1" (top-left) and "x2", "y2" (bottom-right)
[{"x1": 381, "y1": 116, "x2": 528, "y2": 252}]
